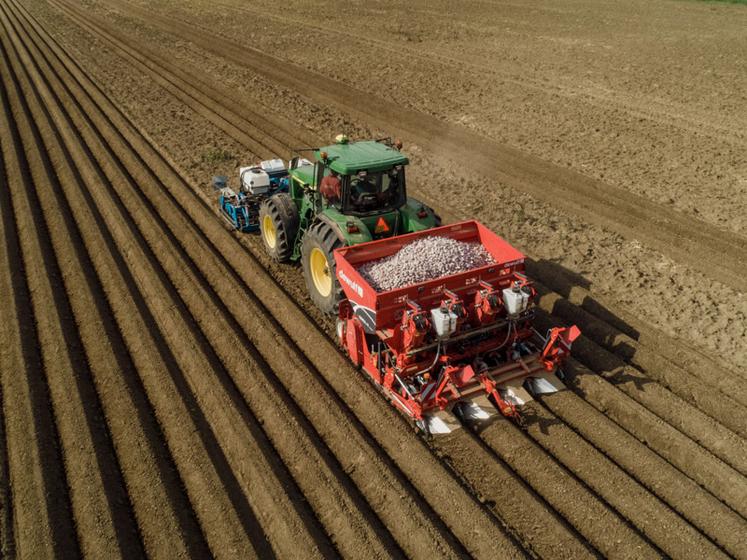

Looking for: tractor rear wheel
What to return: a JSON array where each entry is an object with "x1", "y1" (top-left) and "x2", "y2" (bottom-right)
[
  {"x1": 259, "y1": 193, "x2": 299, "y2": 262},
  {"x1": 301, "y1": 221, "x2": 344, "y2": 314}
]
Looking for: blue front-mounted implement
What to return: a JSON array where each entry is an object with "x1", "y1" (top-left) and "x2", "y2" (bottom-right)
[{"x1": 213, "y1": 158, "x2": 291, "y2": 232}]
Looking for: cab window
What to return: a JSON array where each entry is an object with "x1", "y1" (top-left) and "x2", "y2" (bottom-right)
[{"x1": 344, "y1": 166, "x2": 405, "y2": 214}]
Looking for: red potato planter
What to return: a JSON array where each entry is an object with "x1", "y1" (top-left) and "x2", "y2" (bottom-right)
[{"x1": 334, "y1": 220, "x2": 580, "y2": 434}]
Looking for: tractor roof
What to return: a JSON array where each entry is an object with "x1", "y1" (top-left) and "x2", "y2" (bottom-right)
[{"x1": 316, "y1": 140, "x2": 409, "y2": 175}]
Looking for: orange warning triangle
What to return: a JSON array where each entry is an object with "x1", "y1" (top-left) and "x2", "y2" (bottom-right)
[{"x1": 375, "y1": 216, "x2": 390, "y2": 234}]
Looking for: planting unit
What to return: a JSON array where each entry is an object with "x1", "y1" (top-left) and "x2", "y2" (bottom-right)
[{"x1": 335, "y1": 221, "x2": 579, "y2": 433}]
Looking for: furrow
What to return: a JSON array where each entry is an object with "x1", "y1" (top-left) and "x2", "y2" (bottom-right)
[
  {"x1": 4, "y1": 3, "x2": 340, "y2": 557},
  {"x1": 0, "y1": 381, "x2": 10, "y2": 558},
  {"x1": 533, "y1": 307, "x2": 747, "y2": 476},
  {"x1": 0, "y1": 76, "x2": 79, "y2": 560},
  {"x1": 517, "y1": 401, "x2": 730, "y2": 559},
  {"x1": 0, "y1": 18, "x2": 143, "y2": 558},
  {"x1": 1, "y1": 5, "x2": 278, "y2": 559},
  {"x1": 434, "y1": 430, "x2": 603, "y2": 559},
  {"x1": 563, "y1": 357, "x2": 747, "y2": 519},
  {"x1": 474, "y1": 420, "x2": 664, "y2": 558},
  {"x1": 538, "y1": 390, "x2": 747, "y2": 558},
  {"x1": 0, "y1": 103, "x2": 13, "y2": 560},
  {"x1": 1, "y1": 7, "x2": 213, "y2": 559}
]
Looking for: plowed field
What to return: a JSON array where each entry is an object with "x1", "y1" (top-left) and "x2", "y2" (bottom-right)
[{"x1": 1, "y1": 0, "x2": 745, "y2": 558}]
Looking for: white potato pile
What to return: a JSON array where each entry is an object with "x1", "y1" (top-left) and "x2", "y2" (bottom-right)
[{"x1": 358, "y1": 236, "x2": 495, "y2": 292}]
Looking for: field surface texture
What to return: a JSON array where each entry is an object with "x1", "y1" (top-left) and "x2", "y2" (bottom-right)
[{"x1": 1, "y1": 0, "x2": 745, "y2": 558}]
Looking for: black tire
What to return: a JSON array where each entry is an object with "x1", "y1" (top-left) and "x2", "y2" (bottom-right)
[
  {"x1": 259, "y1": 193, "x2": 299, "y2": 262},
  {"x1": 301, "y1": 221, "x2": 344, "y2": 314}
]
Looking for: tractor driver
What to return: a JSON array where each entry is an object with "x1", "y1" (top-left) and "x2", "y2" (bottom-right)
[
  {"x1": 350, "y1": 171, "x2": 386, "y2": 209},
  {"x1": 351, "y1": 169, "x2": 399, "y2": 210},
  {"x1": 320, "y1": 169, "x2": 342, "y2": 205}
]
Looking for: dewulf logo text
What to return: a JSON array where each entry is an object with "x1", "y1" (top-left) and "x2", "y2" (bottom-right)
[{"x1": 339, "y1": 269, "x2": 364, "y2": 298}]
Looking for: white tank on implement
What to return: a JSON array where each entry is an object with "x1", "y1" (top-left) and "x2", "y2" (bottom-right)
[
  {"x1": 502, "y1": 283, "x2": 530, "y2": 315},
  {"x1": 431, "y1": 307, "x2": 458, "y2": 338},
  {"x1": 240, "y1": 167, "x2": 271, "y2": 194}
]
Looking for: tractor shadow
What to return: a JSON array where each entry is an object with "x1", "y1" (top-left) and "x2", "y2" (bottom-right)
[
  {"x1": 527, "y1": 257, "x2": 640, "y2": 354},
  {"x1": 525, "y1": 258, "x2": 661, "y2": 395}
]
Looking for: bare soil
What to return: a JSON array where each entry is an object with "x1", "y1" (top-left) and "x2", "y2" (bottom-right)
[{"x1": 2, "y1": 0, "x2": 746, "y2": 558}]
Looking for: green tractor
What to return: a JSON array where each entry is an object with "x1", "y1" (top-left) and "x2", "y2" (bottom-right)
[{"x1": 258, "y1": 135, "x2": 440, "y2": 312}]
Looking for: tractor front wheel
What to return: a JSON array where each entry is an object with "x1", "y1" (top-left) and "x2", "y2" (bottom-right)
[
  {"x1": 301, "y1": 221, "x2": 344, "y2": 314},
  {"x1": 259, "y1": 193, "x2": 299, "y2": 262}
]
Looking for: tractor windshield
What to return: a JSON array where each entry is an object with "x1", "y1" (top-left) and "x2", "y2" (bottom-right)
[{"x1": 342, "y1": 166, "x2": 406, "y2": 215}]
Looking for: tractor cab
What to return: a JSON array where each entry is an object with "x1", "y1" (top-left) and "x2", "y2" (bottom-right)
[
  {"x1": 287, "y1": 136, "x2": 409, "y2": 218},
  {"x1": 261, "y1": 135, "x2": 440, "y2": 313},
  {"x1": 313, "y1": 136, "x2": 408, "y2": 216}
]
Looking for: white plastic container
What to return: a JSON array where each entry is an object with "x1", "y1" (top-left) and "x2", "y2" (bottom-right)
[
  {"x1": 239, "y1": 167, "x2": 271, "y2": 194},
  {"x1": 502, "y1": 286, "x2": 529, "y2": 315},
  {"x1": 431, "y1": 307, "x2": 458, "y2": 338}
]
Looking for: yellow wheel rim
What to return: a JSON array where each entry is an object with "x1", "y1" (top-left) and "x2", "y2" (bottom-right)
[
  {"x1": 262, "y1": 215, "x2": 277, "y2": 249},
  {"x1": 309, "y1": 247, "x2": 332, "y2": 297}
]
